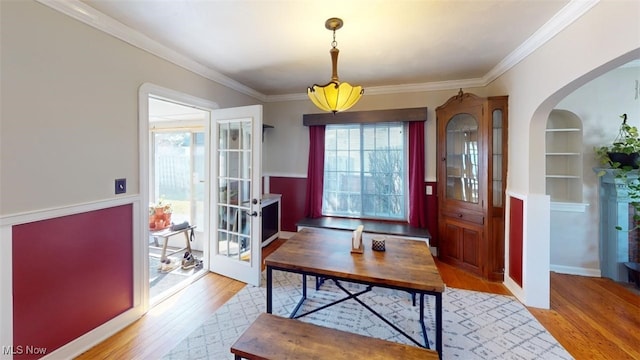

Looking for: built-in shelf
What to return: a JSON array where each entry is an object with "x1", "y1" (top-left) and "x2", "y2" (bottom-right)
[
  {"x1": 545, "y1": 110, "x2": 583, "y2": 203},
  {"x1": 546, "y1": 128, "x2": 581, "y2": 132},
  {"x1": 550, "y1": 201, "x2": 589, "y2": 212},
  {"x1": 546, "y1": 174, "x2": 581, "y2": 178}
]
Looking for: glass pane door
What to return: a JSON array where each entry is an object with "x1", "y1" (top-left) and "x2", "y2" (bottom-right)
[
  {"x1": 217, "y1": 122, "x2": 251, "y2": 260},
  {"x1": 210, "y1": 105, "x2": 262, "y2": 286}
]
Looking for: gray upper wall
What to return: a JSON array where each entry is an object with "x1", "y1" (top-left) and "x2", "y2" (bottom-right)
[{"x1": 1, "y1": 1, "x2": 260, "y2": 215}]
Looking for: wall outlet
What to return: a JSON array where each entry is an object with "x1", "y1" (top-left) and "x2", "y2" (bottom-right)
[
  {"x1": 115, "y1": 178, "x2": 126, "y2": 194},
  {"x1": 426, "y1": 185, "x2": 433, "y2": 195}
]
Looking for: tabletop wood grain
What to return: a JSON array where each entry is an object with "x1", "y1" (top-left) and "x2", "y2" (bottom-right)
[{"x1": 265, "y1": 227, "x2": 444, "y2": 293}]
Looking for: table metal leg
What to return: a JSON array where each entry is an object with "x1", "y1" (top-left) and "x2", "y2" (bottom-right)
[
  {"x1": 289, "y1": 273, "x2": 308, "y2": 318},
  {"x1": 266, "y1": 268, "x2": 442, "y2": 358},
  {"x1": 294, "y1": 280, "x2": 372, "y2": 320},
  {"x1": 266, "y1": 266, "x2": 273, "y2": 313},
  {"x1": 419, "y1": 293, "x2": 429, "y2": 348},
  {"x1": 302, "y1": 274, "x2": 307, "y2": 298},
  {"x1": 436, "y1": 292, "x2": 442, "y2": 359}
]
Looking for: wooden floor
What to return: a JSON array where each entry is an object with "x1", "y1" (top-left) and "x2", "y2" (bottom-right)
[{"x1": 77, "y1": 238, "x2": 640, "y2": 360}]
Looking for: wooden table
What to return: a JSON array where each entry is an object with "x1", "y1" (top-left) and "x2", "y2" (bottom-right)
[
  {"x1": 230, "y1": 313, "x2": 439, "y2": 359},
  {"x1": 264, "y1": 227, "x2": 445, "y2": 358}
]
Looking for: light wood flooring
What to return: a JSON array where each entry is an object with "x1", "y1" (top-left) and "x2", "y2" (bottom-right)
[{"x1": 77, "y1": 238, "x2": 640, "y2": 360}]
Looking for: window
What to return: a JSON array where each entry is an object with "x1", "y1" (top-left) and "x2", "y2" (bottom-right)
[
  {"x1": 152, "y1": 130, "x2": 205, "y2": 227},
  {"x1": 322, "y1": 122, "x2": 407, "y2": 220}
]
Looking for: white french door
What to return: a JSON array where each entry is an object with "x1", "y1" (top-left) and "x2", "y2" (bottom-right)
[{"x1": 210, "y1": 105, "x2": 263, "y2": 286}]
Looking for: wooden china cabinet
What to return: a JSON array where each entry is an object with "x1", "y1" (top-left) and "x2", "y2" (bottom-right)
[{"x1": 436, "y1": 90, "x2": 508, "y2": 281}]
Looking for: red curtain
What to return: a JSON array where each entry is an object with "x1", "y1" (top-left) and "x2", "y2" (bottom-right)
[
  {"x1": 409, "y1": 121, "x2": 427, "y2": 227},
  {"x1": 304, "y1": 125, "x2": 325, "y2": 218}
]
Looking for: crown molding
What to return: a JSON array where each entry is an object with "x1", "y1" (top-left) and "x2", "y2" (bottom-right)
[
  {"x1": 265, "y1": 77, "x2": 487, "y2": 102},
  {"x1": 482, "y1": 0, "x2": 599, "y2": 83},
  {"x1": 37, "y1": 0, "x2": 598, "y2": 103}
]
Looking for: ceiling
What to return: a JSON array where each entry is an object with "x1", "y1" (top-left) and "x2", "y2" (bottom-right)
[{"x1": 68, "y1": 0, "x2": 591, "y2": 100}]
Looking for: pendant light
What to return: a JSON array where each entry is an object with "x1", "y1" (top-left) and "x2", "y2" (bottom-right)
[{"x1": 307, "y1": 17, "x2": 364, "y2": 114}]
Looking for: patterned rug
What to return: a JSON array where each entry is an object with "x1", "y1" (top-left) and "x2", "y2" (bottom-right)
[{"x1": 163, "y1": 270, "x2": 573, "y2": 359}]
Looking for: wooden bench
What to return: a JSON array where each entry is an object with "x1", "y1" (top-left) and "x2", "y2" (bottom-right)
[
  {"x1": 296, "y1": 217, "x2": 432, "y2": 245},
  {"x1": 230, "y1": 313, "x2": 439, "y2": 360}
]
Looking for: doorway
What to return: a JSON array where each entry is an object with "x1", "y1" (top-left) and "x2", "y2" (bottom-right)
[
  {"x1": 139, "y1": 84, "x2": 264, "y2": 309},
  {"x1": 148, "y1": 96, "x2": 210, "y2": 305},
  {"x1": 545, "y1": 58, "x2": 640, "y2": 282}
]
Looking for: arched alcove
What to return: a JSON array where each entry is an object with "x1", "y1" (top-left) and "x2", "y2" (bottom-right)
[
  {"x1": 509, "y1": 47, "x2": 640, "y2": 308},
  {"x1": 530, "y1": 50, "x2": 640, "y2": 289}
]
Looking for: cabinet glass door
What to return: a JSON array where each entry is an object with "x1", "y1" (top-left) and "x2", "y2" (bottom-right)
[
  {"x1": 492, "y1": 109, "x2": 504, "y2": 207},
  {"x1": 446, "y1": 114, "x2": 479, "y2": 203}
]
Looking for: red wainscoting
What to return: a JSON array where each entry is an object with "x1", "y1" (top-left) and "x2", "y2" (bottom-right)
[
  {"x1": 269, "y1": 177, "x2": 307, "y2": 232},
  {"x1": 509, "y1": 196, "x2": 524, "y2": 287},
  {"x1": 12, "y1": 204, "x2": 133, "y2": 359},
  {"x1": 425, "y1": 181, "x2": 438, "y2": 247}
]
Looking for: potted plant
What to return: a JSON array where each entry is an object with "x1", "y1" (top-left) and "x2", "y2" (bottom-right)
[
  {"x1": 595, "y1": 114, "x2": 640, "y2": 171},
  {"x1": 595, "y1": 114, "x2": 640, "y2": 230},
  {"x1": 149, "y1": 198, "x2": 172, "y2": 230}
]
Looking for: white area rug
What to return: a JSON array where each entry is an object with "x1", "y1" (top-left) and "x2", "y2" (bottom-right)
[{"x1": 164, "y1": 270, "x2": 573, "y2": 359}]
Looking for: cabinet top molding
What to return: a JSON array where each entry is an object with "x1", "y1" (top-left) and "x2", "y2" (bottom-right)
[{"x1": 436, "y1": 89, "x2": 508, "y2": 111}]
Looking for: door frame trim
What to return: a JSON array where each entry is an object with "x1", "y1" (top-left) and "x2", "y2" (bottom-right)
[{"x1": 138, "y1": 83, "x2": 219, "y2": 311}]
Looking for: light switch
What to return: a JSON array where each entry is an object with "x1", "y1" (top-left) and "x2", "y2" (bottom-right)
[
  {"x1": 426, "y1": 185, "x2": 433, "y2": 195},
  {"x1": 115, "y1": 178, "x2": 126, "y2": 194}
]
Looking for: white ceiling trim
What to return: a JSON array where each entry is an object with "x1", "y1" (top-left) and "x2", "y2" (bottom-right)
[
  {"x1": 37, "y1": 0, "x2": 598, "y2": 103},
  {"x1": 482, "y1": 0, "x2": 599, "y2": 84},
  {"x1": 267, "y1": 77, "x2": 488, "y2": 102}
]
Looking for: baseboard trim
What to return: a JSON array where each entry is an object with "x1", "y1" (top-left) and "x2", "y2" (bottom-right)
[
  {"x1": 41, "y1": 307, "x2": 144, "y2": 360},
  {"x1": 279, "y1": 231, "x2": 296, "y2": 239},
  {"x1": 550, "y1": 264, "x2": 601, "y2": 277},
  {"x1": 503, "y1": 277, "x2": 528, "y2": 307}
]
